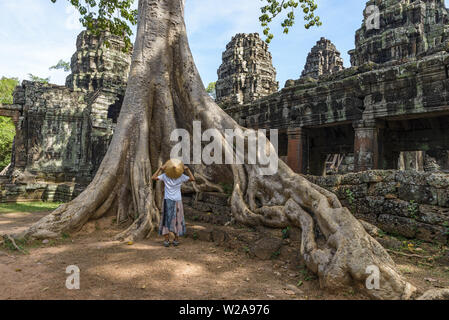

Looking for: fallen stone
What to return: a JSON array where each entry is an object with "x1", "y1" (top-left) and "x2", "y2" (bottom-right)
[
  {"x1": 250, "y1": 237, "x2": 283, "y2": 260},
  {"x1": 376, "y1": 237, "x2": 402, "y2": 250},
  {"x1": 187, "y1": 225, "x2": 213, "y2": 242},
  {"x1": 211, "y1": 228, "x2": 228, "y2": 245},
  {"x1": 285, "y1": 283, "x2": 304, "y2": 295}
]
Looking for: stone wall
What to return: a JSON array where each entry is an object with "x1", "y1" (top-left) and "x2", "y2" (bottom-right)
[
  {"x1": 10, "y1": 81, "x2": 91, "y2": 182},
  {"x1": 183, "y1": 191, "x2": 231, "y2": 226},
  {"x1": 349, "y1": 0, "x2": 449, "y2": 66},
  {"x1": 306, "y1": 170, "x2": 449, "y2": 243},
  {"x1": 0, "y1": 182, "x2": 85, "y2": 203}
]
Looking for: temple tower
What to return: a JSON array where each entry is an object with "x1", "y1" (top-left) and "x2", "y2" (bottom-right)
[
  {"x1": 349, "y1": 0, "x2": 449, "y2": 66},
  {"x1": 216, "y1": 33, "x2": 278, "y2": 107},
  {"x1": 301, "y1": 37, "x2": 344, "y2": 79}
]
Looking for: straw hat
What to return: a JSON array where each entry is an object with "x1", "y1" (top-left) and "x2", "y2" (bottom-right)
[{"x1": 164, "y1": 159, "x2": 184, "y2": 179}]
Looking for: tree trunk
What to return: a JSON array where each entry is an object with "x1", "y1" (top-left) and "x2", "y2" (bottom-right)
[{"x1": 19, "y1": 0, "x2": 418, "y2": 299}]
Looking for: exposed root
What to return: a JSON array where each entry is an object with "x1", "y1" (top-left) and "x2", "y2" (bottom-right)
[
  {"x1": 192, "y1": 172, "x2": 224, "y2": 193},
  {"x1": 230, "y1": 162, "x2": 417, "y2": 299},
  {"x1": 3, "y1": 234, "x2": 27, "y2": 254},
  {"x1": 386, "y1": 249, "x2": 433, "y2": 260}
]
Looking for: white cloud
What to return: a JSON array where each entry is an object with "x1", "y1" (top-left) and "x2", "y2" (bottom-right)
[
  {"x1": 185, "y1": 0, "x2": 265, "y2": 86},
  {"x1": 0, "y1": 0, "x2": 80, "y2": 85},
  {"x1": 186, "y1": 0, "x2": 262, "y2": 40},
  {"x1": 65, "y1": 5, "x2": 82, "y2": 31},
  {"x1": 0, "y1": 40, "x2": 74, "y2": 84}
]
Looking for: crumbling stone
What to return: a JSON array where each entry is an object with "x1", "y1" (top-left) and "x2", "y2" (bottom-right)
[
  {"x1": 306, "y1": 170, "x2": 449, "y2": 243},
  {"x1": 1, "y1": 28, "x2": 131, "y2": 189},
  {"x1": 216, "y1": 33, "x2": 278, "y2": 107},
  {"x1": 349, "y1": 0, "x2": 449, "y2": 66},
  {"x1": 301, "y1": 37, "x2": 344, "y2": 79}
]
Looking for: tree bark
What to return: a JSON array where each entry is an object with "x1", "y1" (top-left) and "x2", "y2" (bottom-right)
[{"x1": 19, "y1": 0, "x2": 419, "y2": 299}]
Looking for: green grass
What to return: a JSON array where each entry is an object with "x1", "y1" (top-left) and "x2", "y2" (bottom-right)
[{"x1": 0, "y1": 201, "x2": 63, "y2": 214}]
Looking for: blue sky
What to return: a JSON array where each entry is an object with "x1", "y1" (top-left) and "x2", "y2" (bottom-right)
[{"x1": 1, "y1": 0, "x2": 448, "y2": 89}]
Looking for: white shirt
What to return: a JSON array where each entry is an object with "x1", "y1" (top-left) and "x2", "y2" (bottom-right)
[{"x1": 158, "y1": 173, "x2": 190, "y2": 201}]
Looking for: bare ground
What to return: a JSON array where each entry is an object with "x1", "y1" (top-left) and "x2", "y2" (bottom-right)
[{"x1": 0, "y1": 210, "x2": 448, "y2": 300}]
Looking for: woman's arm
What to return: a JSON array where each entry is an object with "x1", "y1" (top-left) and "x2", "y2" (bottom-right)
[
  {"x1": 184, "y1": 166, "x2": 195, "y2": 182},
  {"x1": 151, "y1": 164, "x2": 166, "y2": 181}
]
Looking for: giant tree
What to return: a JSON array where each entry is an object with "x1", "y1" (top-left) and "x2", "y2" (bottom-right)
[{"x1": 19, "y1": 0, "x2": 420, "y2": 299}]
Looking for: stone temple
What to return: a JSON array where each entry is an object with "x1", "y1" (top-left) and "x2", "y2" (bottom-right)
[
  {"x1": 301, "y1": 37, "x2": 344, "y2": 79},
  {"x1": 349, "y1": 0, "x2": 449, "y2": 66},
  {"x1": 226, "y1": 0, "x2": 449, "y2": 176},
  {"x1": 1, "y1": 0, "x2": 449, "y2": 242},
  {"x1": 0, "y1": 29, "x2": 131, "y2": 201},
  {"x1": 215, "y1": 33, "x2": 278, "y2": 107}
]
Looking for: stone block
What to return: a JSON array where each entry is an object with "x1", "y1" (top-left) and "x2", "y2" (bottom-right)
[{"x1": 249, "y1": 237, "x2": 283, "y2": 260}]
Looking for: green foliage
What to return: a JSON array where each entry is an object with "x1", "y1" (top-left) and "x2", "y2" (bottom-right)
[
  {"x1": 259, "y1": 0, "x2": 321, "y2": 43},
  {"x1": 0, "y1": 77, "x2": 18, "y2": 171},
  {"x1": 0, "y1": 77, "x2": 19, "y2": 104},
  {"x1": 282, "y1": 226, "x2": 290, "y2": 239},
  {"x1": 443, "y1": 221, "x2": 449, "y2": 237},
  {"x1": 377, "y1": 229, "x2": 387, "y2": 238},
  {"x1": 408, "y1": 200, "x2": 419, "y2": 220},
  {"x1": 345, "y1": 189, "x2": 355, "y2": 209},
  {"x1": 2, "y1": 236, "x2": 28, "y2": 254},
  {"x1": 50, "y1": 0, "x2": 138, "y2": 52},
  {"x1": 28, "y1": 74, "x2": 50, "y2": 84},
  {"x1": 50, "y1": 59, "x2": 71, "y2": 72},
  {"x1": 206, "y1": 82, "x2": 216, "y2": 100},
  {"x1": 54, "y1": 0, "x2": 318, "y2": 51},
  {"x1": 298, "y1": 265, "x2": 316, "y2": 281},
  {"x1": 219, "y1": 182, "x2": 233, "y2": 196},
  {"x1": 0, "y1": 202, "x2": 63, "y2": 214},
  {"x1": 0, "y1": 116, "x2": 15, "y2": 171}
]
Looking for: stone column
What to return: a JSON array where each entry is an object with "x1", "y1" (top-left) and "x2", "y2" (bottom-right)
[
  {"x1": 287, "y1": 127, "x2": 308, "y2": 174},
  {"x1": 353, "y1": 120, "x2": 379, "y2": 172}
]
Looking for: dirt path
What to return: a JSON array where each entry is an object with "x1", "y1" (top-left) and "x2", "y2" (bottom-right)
[
  {"x1": 0, "y1": 211, "x2": 49, "y2": 235},
  {"x1": 0, "y1": 211, "x2": 448, "y2": 300}
]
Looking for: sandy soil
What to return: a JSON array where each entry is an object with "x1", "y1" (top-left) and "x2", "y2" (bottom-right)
[{"x1": 0, "y1": 211, "x2": 448, "y2": 300}]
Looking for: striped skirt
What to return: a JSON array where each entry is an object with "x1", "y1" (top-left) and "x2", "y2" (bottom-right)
[{"x1": 158, "y1": 198, "x2": 186, "y2": 236}]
